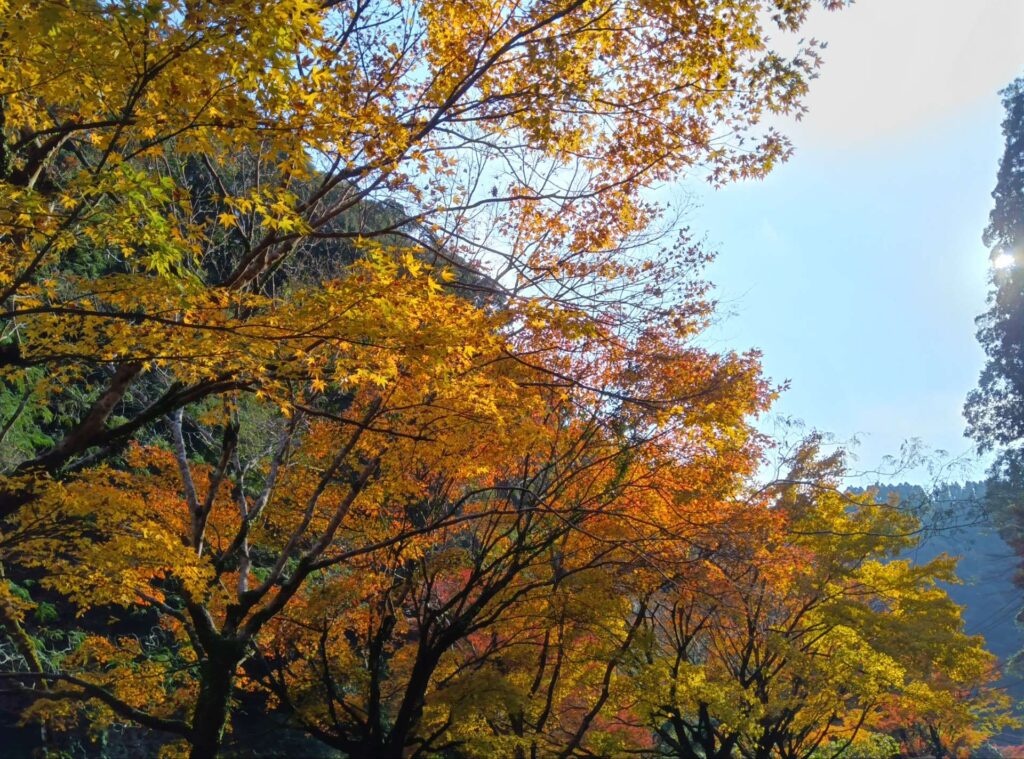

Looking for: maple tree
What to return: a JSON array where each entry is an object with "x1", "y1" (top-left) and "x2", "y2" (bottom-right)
[
  {"x1": 632, "y1": 440, "x2": 1018, "y2": 759},
  {"x1": 1, "y1": 285, "x2": 769, "y2": 758},
  {"x1": 0, "y1": 0, "x2": 841, "y2": 495},
  {"x1": 878, "y1": 669, "x2": 1016, "y2": 759},
  {"x1": 0, "y1": 3, "x2": 819, "y2": 754}
]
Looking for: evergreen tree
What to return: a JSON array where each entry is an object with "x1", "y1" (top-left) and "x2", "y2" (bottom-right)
[
  {"x1": 966, "y1": 76, "x2": 1024, "y2": 675},
  {"x1": 966, "y1": 76, "x2": 1024, "y2": 453}
]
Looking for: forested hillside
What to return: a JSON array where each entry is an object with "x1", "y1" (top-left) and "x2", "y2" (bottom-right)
[{"x1": 874, "y1": 484, "x2": 1024, "y2": 685}]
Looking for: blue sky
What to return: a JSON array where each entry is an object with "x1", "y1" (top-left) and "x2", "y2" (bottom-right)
[{"x1": 683, "y1": 0, "x2": 1024, "y2": 482}]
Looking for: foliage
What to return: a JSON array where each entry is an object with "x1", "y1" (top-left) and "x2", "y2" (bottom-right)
[{"x1": 630, "y1": 440, "x2": 1017, "y2": 759}]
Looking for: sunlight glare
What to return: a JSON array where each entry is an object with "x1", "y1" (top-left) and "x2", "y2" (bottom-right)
[{"x1": 993, "y1": 252, "x2": 1015, "y2": 269}]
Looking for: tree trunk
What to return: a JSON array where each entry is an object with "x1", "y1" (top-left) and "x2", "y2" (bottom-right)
[{"x1": 188, "y1": 647, "x2": 244, "y2": 759}]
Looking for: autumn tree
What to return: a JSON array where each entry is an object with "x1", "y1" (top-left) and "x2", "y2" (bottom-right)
[
  {"x1": 877, "y1": 667, "x2": 1016, "y2": 759},
  {"x1": 634, "y1": 440, "x2": 1018, "y2": 759},
  {"x1": 254, "y1": 399, "x2": 761, "y2": 758},
  {"x1": 1, "y1": 275, "x2": 772, "y2": 758},
  {"x1": 0, "y1": 1, "x2": 852, "y2": 756},
  {"x1": 0, "y1": 0, "x2": 843, "y2": 496},
  {"x1": 424, "y1": 410, "x2": 770, "y2": 759}
]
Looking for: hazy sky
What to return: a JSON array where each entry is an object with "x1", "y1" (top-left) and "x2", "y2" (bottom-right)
[{"x1": 688, "y1": 0, "x2": 1024, "y2": 482}]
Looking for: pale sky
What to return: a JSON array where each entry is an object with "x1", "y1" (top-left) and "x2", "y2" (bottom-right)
[{"x1": 689, "y1": 0, "x2": 1024, "y2": 483}]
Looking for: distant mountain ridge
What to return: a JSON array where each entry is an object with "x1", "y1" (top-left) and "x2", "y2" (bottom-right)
[{"x1": 868, "y1": 482, "x2": 1024, "y2": 734}]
